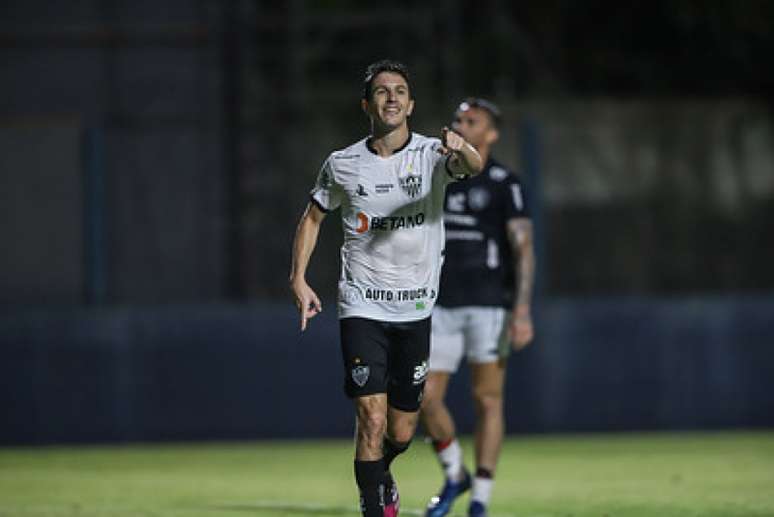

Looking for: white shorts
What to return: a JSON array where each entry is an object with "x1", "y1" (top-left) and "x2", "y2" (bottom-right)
[{"x1": 429, "y1": 306, "x2": 510, "y2": 373}]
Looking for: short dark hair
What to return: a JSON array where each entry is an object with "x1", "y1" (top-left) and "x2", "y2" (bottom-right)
[
  {"x1": 457, "y1": 97, "x2": 502, "y2": 128},
  {"x1": 362, "y1": 60, "x2": 411, "y2": 100}
]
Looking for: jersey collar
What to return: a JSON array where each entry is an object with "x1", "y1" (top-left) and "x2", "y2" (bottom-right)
[{"x1": 366, "y1": 133, "x2": 413, "y2": 156}]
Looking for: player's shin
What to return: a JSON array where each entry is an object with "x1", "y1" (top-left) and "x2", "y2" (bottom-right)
[
  {"x1": 354, "y1": 459, "x2": 386, "y2": 517},
  {"x1": 471, "y1": 467, "x2": 494, "y2": 506},
  {"x1": 433, "y1": 437, "x2": 465, "y2": 482},
  {"x1": 383, "y1": 437, "x2": 411, "y2": 471}
]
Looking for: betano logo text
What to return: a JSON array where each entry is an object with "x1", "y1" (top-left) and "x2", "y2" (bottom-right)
[{"x1": 355, "y1": 212, "x2": 425, "y2": 234}]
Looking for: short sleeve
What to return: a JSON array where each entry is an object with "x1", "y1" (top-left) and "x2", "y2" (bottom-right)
[
  {"x1": 504, "y1": 175, "x2": 530, "y2": 219},
  {"x1": 310, "y1": 158, "x2": 343, "y2": 212}
]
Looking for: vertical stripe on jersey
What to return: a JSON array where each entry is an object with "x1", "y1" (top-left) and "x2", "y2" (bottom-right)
[{"x1": 510, "y1": 184, "x2": 524, "y2": 211}]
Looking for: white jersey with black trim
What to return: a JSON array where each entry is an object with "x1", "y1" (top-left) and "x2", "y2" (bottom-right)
[{"x1": 310, "y1": 132, "x2": 456, "y2": 322}]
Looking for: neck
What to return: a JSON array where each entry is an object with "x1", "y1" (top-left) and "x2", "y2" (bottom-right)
[
  {"x1": 369, "y1": 124, "x2": 410, "y2": 157},
  {"x1": 476, "y1": 144, "x2": 491, "y2": 166}
]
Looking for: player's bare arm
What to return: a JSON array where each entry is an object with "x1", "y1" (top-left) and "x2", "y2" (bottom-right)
[
  {"x1": 440, "y1": 127, "x2": 484, "y2": 177},
  {"x1": 289, "y1": 202, "x2": 326, "y2": 331},
  {"x1": 506, "y1": 217, "x2": 535, "y2": 350}
]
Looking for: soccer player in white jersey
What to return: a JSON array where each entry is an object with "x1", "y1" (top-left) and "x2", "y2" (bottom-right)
[
  {"x1": 290, "y1": 60, "x2": 483, "y2": 517},
  {"x1": 421, "y1": 98, "x2": 535, "y2": 517}
]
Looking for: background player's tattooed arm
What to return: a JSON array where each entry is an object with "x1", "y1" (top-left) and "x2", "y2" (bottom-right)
[{"x1": 506, "y1": 217, "x2": 535, "y2": 348}]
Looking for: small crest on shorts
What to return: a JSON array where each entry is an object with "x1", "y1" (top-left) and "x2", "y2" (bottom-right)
[{"x1": 352, "y1": 364, "x2": 370, "y2": 387}]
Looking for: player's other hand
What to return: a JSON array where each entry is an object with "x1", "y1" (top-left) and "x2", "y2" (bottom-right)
[
  {"x1": 438, "y1": 126, "x2": 465, "y2": 155},
  {"x1": 290, "y1": 278, "x2": 322, "y2": 331},
  {"x1": 509, "y1": 304, "x2": 534, "y2": 351}
]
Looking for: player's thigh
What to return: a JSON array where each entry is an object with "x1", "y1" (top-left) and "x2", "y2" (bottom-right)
[
  {"x1": 429, "y1": 307, "x2": 465, "y2": 374},
  {"x1": 340, "y1": 317, "x2": 390, "y2": 399},
  {"x1": 464, "y1": 306, "x2": 510, "y2": 365},
  {"x1": 385, "y1": 316, "x2": 431, "y2": 413}
]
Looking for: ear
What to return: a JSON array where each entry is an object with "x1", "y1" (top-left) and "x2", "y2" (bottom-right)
[
  {"x1": 485, "y1": 127, "x2": 499, "y2": 145},
  {"x1": 406, "y1": 99, "x2": 415, "y2": 117},
  {"x1": 361, "y1": 98, "x2": 370, "y2": 115}
]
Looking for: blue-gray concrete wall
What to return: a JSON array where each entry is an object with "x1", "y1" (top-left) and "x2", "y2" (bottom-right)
[{"x1": 2, "y1": 297, "x2": 772, "y2": 445}]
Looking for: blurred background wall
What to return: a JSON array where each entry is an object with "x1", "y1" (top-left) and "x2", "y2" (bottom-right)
[{"x1": 1, "y1": 0, "x2": 773, "y2": 444}]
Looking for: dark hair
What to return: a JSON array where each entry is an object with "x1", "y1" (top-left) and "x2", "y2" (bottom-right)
[
  {"x1": 457, "y1": 97, "x2": 502, "y2": 128},
  {"x1": 362, "y1": 60, "x2": 411, "y2": 100}
]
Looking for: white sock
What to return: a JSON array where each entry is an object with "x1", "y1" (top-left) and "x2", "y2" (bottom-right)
[
  {"x1": 435, "y1": 439, "x2": 464, "y2": 482},
  {"x1": 471, "y1": 476, "x2": 494, "y2": 506}
]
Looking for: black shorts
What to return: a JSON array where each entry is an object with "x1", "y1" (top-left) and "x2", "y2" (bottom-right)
[{"x1": 340, "y1": 316, "x2": 431, "y2": 412}]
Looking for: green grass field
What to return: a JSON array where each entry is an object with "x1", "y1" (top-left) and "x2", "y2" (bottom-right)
[{"x1": 1, "y1": 432, "x2": 773, "y2": 517}]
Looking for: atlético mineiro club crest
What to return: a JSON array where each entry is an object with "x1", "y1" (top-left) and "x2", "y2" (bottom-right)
[
  {"x1": 351, "y1": 365, "x2": 370, "y2": 387},
  {"x1": 400, "y1": 174, "x2": 422, "y2": 198}
]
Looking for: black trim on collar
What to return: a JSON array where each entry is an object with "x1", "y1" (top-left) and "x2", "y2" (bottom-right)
[{"x1": 366, "y1": 133, "x2": 413, "y2": 156}]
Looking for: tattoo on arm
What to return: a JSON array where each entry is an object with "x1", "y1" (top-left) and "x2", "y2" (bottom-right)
[{"x1": 506, "y1": 218, "x2": 535, "y2": 309}]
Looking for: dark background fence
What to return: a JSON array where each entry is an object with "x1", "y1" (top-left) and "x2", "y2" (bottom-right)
[{"x1": 1, "y1": 0, "x2": 773, "y2": 444}]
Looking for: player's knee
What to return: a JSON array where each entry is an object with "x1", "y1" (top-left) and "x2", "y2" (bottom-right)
[
  {"x1": 358, "y1": 410, "x2": 387, "y2": 433},
  {"x1": 390, "y1": 423, "x2": 415, "y2": 444},
  {"x1": 357, "y1": 411, "x2": 387, "y2": 447},
  {"x1": 472, "y1": 390, "x2": 502, "y2": 416}
]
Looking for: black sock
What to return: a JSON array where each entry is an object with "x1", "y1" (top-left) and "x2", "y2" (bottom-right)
[
  {"x1": 475, "y1": 466, "x2": 494, "y2": 479},
  {"x1": 382, "y1": 437, "x2": 411, "y2": 472},
  {"x1": 354, "y1": 459, "x2": 385, "y2": 517}
]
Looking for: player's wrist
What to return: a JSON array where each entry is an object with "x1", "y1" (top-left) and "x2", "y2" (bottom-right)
[
  {"x1": 289, "y1": 274, "x2": 307, "y2": 288},
  {"x1": 514, "y1": 303, "x2": 531, "y2": 318}
]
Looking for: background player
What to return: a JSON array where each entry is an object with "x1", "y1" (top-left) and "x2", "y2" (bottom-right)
[
  {"x1": 289, "y1": 61, "x2": 482, "y2": 517},
  {"x1": 421, "y1": 98, "x2": 535, "y2": 517}
]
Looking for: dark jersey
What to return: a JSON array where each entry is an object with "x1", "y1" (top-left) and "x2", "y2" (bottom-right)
[{"x1": 437, "y1": 158, "x2": 530, "y2": 308}]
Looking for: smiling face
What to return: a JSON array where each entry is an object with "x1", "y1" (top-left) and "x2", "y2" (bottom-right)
[{"x1": 362, "y1": 71, "x2": 414, "y2": 131}]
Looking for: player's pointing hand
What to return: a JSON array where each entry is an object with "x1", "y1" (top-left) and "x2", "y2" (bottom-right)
[{"x1": 439, "y1": 126, "x2": 465, "y2": 155}]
